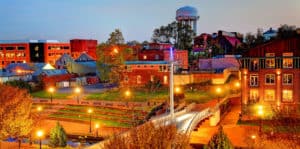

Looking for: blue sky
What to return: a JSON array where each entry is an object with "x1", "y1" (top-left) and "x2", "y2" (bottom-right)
[{"x1": 0, "y1": 0, "x2": 299, "y2": 42}]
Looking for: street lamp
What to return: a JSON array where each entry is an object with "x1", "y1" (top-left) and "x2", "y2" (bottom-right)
[
  {"x1": 216, "y1": 87, "x2": 222, "y2": 102},
  {"x1": 87, "y1": 108, "x2": 93, "y2": 133},
  {"x1": 95, "y1": 123, "x2": 100, "y2": 137},
  {"x1": 125, "y1": 90, "x2": 131, "y2": 98},
  {"x1": 36, "y1": 130, "x2": 44, "y2": 149},
  {"x1": 235, "y1": 82, "x2": 240, "y2": 93},
  {"x1": 257, "y1": 105, "x2": 264, "y2": 134},
  {"x1": 175, "y1": 87, "x2": 181, "y2": 94},
  {"x1": 47, "y1": 86, "x2": 55, "y2": 103},
  {"x1": 74, "y1": 87, "x2": 81, "y2": 104}
]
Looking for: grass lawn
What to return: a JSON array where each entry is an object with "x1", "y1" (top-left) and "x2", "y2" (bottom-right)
[
  {"x1": 31, "y1": 90, "x2": 70, "y2": 99},
  {"x1": 185, "y1": 90, "x2": 214, "y2": 104},
  {"x1": 85, "y1": 89, "x2": 169, "y2": 102}
]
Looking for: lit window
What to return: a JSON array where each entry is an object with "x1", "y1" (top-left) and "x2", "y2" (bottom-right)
[
  {"x1": 137, "y1": 75, "x2": 141, "y2": 84},
  {"x1": 150, "y1": 75, "x2": 154, "y2": 82},
  {"x1": 283, "y1": 74, "x2": 293, "y2": 85},
  {"x1": 265, "y1": 53, "x2": 275, "y2": 68},
  {"x1": 163, "y1": 75, "x2": 168, "y2": 84},
  {"x1": 265, "y1": 74, "x2": 275, "y2": 85},
  {"x1": 264, "y1": 89, "x2": 275, "y2": 101},
  {"x1": 282, "y1": 90, "x2": 293, "y2": 102},
  {"x1": 283, "y1": 53, "x2": 293, "y2": 68},
  {"x1": 250, "y1": 59, "x2": 259, "y2": 71},
  {"x1": 143, "y1": 55, "x2": 147, "y2": 60},
  {"x1": 250, "y1": 74, "x2": 259, "y2": 86},
  {"x1": 250, "y1": 89, "x2": 259, "y2": 101}
]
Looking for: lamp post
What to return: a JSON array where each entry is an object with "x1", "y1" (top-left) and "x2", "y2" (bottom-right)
[
  {"x1": 95, "y1": 123, "x2": 99, "y2": 137},
  {"x1": 36, "y1": 106, "x2": 43, "y2": 127},
  {"x1": 48, "y1": 87, "x2": 55, "y2": 103},
  {"x1": 36, "y1": 130, "x2": 44, "y2": 149},
  {"x1": 235, "y1": 81, "x2": 241, "y2": 94},
  {"x1": 169, "y1": 47, "x2": 175, "y2": 122},
  {"x1": 74, "y1": 87, "x2": 81, "y2": 104},
  {"x1": 216, "y1": 87, "x2": 222, "y2": 103},
  {"x1": 87, "y1": 108, "x2": 93, "y2": 133},
  {"x1": 257, "y1": 105, "x2": 264, "y2": 134}
]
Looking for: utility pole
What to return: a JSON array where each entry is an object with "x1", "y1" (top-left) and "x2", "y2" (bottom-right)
[{"x1": 170, "y1": 47, "x2": 175, "y2": 122}]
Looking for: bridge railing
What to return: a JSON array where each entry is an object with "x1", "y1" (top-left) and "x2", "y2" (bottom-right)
[{"x1": 185, "y1": 108, "x2": 212, "y2": 134}]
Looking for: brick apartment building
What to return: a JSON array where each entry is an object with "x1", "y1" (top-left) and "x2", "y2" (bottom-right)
[
  {"x1": 239, "y1": 36, "x2": 300, "y2": 112},
  {"x1": 0, "y1": 42, "x2": 30, "y2": 69},
  {"x1": 121, "y1": 61, "x2": 170, "y2": 87}
]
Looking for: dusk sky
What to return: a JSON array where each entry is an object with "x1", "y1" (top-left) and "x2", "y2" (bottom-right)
[{"x1": 0, "y1": 0, "x2": 299, "y2": 43}]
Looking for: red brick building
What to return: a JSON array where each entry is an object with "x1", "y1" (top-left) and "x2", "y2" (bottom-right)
[
  {"x1": 44, "y1": 42, "x2": 71, "y2": 65},
  {"x1": 70, "y1": 39, "x2": 98, "y2": 59},
  {"x1": 121, "y1": 61, "x2": 170, "y2": 87},
  {"x1": 138, "y1": 43, "x2": 188, "y2": 70},
  {"x1": 0, "y1": 43, "x2": 30, "y2": 69},
  {"x1": 239, "y1": 37, "x2": 300, "y2": 112}
]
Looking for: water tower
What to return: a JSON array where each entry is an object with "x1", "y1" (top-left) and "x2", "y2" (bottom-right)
[{"x1": 176, "y1": 6, "x2": 199, "y2": 34}]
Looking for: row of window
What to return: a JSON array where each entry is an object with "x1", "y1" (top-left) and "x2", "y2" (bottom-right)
[
  {"x1": 249, "y1": 89, "x2": 293, "y2": 102},
  {"x1": 124, "y1": 65, "x2": 169, "y2": 72},
  {"x1": 0, "y1": 52, "x2": 26, "y2": 58},
  {"x1": 249, "y1": 74, "x2": 293, "y2": 86},
  {"x1": 47, "y1": 46, "x2": 70, "y2": 50},
  {"x1": 0, "y1": 46, "x2": 26, "y2": 50},
  {"x1": 124, "y1": 75, "x2": 168, "y2": 84}
]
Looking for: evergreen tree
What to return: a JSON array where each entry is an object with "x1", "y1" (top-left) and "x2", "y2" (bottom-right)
[
  {"x1": 49, "y1": 122, "x2": 67, "y2": 148},
  {"x1": 106, "y1": 29, "x2": 125, "y2": 45},
  {"x1": 206, "y1": 126, "x2": 234, "y2": 149}
]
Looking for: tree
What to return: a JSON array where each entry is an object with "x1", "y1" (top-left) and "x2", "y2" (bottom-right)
[
  {"x1": 5, "y1": 80, "x2": 32, "y2": 92},
  {"x1": 206, "y1": 126, "x2": 234, "y2": 149},
  {"x1": 255, "y1": 28, "x2": 265, "y2": 45},
  {"x1": 96, "y1": 44, "x2": 132, "y2": 84},
  {"x1": 48, "y1": 122, "x2": 67, "y2": 148},
  {"x1": 152, "y1": 21, "x2": 195, "y2": 51},
  {"x1": 144, "y1": 76, "x2": 162, "y2": 93},
  {"x1": 0, "y1": 84, "x2": 33, "y2": 148},
  {"x1": 107, "y1": 29, "x2": 125, "y2": 45},
  {"x1": 104, "y1": 122, "x2": 189, "y2": 149},
  {"x1": 277, "y1": 24, "x2": 297, "y2": 39},
  {"x1": 244, "y1": 32, "x2": 256, "y2": 48}
]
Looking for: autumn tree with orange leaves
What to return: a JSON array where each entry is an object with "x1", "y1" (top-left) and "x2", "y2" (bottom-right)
[{"x1": 0, "y1": 84, "x2": 33, "y2": 148}]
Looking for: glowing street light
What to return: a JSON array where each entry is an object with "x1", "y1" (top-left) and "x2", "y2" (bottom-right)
[
  {"x1": 175, "y1": 87, "x2": 181, "y2": 94},
  {"x1": 125, "y1": 90, "x2": 131, "y2": 98},
  {"x1": 257, "y1": 105, "x2": 264, "y2": 134},
  {"x1": 37, "y1": 106, "x2": 43, "y2": 112},
  {"x1": 87, "y1": 108, "x2": 93, "y2": 133},
  {"x1": 47, "y1": 86, "x2": 55, "y2": 103},
  {"x1": 216, "y1": 87, "x2": 222, "y2": 102},
  {"x1": 95, "y1": 123, "x2": 100, "y2": 137},
  {"x1": 74, "y1": 87, "x2": 81, "y2": 104},
  {"x1": 36, "y1": 130, "x2": 44, "y2": 149}
]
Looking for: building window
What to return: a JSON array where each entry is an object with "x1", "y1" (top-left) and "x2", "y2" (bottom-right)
[
  {"x1": 250, "y1": 74, "x2": 259, "y2": 86},
  {"x1": 283, "y1": 52, "x2": 293, "y2": 68},
  {"x1": 125, "y1": 65, "x2": 132, "y2": 72},
  {"x1": 283, "y1": 74, "x2": 293, "y2": 85},
  {"x1": 150, "y1": 75, "x2": 154, "y2": 82},
  {"x1": 163, "y1": 75, "x2": 168, "y2": 84},
  {"x1": 155, "y1": 55, "x2": 159, "y2": 60},
  {"x1": 265, "y1": 74, "x2": 275, "y2": 85},
  {"x1": 282, "y1": 90, "x2": 293, "y2": 102},
  {"x1": 265, "y1": 58, "x2": 275, "y2": 68},
  {"x1": 264, "y1": 89, "x2": 275, "y2": 101},
  {"x1": 250, "y1": 59, "x2": 259, "y2": 71},
  {"x1": 137, "y1": 75, "x2": 141, "y2": 84},
  {"x1": 265, "y1": 53, "x2": 275, "y2": 68},
  {"x1": 143, "y1": 55, "x2": 147, "y2": 60},
  {"x1": 249, "y1": 89, "x2": 259, "y2": 102},
  {"x1": 124, "y1": 75, "x2": 129, "y2": 83}
]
